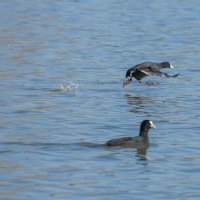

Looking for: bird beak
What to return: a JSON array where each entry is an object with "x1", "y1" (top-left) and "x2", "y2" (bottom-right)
[
  {"x1": 170, "y1": 63, "x2": 174, "y2": 69},
  {"x1": 123, "y1": 77, "x2": 132, "y2": 87},
  {"x1": 150, "y1": 121, "x2": 156, "y2": 129}
]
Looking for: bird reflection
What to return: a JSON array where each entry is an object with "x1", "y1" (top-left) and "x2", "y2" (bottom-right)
[
  {"x1": 137, "y1": 148, "x2": 148, "y2": 161},
  {"x1": 125, "y1": 94, "x2": 154, "y2": 115},
  {"x1": 125, "y1": 94, "x2": 153, "y2": 105},
  {"x1": 137, "y1": 148, "x2": 147, "y2": 155},
  {"x1": 81, "y1": 141, "x2": 149, "y2": 161}
]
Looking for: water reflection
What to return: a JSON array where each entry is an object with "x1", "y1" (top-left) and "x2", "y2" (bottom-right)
[
  {"x1": 124, "y1": 94, "x2": 154, "y2": 114},
  {"x1": 81, "y1": 141, "x2": 148, "y2": 160},
  {"x1": 137, "y1": 148, "x2": 147, "y2": 156},
  {"x1": 125, "y1": 94, "x2": 154, "y2": 105},
  {"x1": 124, "y1": 94, "x2": 167, "y2": 116}
]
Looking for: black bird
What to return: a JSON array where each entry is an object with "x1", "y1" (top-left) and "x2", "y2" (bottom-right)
[
  {"x1": 105, "y1": 120, "x2": 156, "y2": 149},
  {"x1": 123, "y1": 61, "x2": 179, "y2": 87}
]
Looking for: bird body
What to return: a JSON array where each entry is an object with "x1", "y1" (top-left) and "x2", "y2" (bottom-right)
[{"x1": 105, "y1": 136, "x2": 147, "y2": 148}]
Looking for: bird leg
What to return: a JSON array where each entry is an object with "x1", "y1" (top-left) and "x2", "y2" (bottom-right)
[{"x1": 123, "y1": 77, "x2": 132, "y2": 87}]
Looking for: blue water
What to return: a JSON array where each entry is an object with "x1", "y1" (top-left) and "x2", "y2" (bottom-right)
[{"x1": 1, "y1": 0, "x2": 200, "y2": 199}]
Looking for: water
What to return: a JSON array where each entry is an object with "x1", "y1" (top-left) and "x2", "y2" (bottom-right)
[{"x1": 1, "y1": 0, "x2": 200, "y2": 199}]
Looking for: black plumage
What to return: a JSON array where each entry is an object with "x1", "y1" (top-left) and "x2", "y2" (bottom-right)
[
  {"x1": 105, "y1": 120, "x2": 156, "y2": 149},
  {"x1": 123, "y1": 61, "x2": 179, "y2": 87}
]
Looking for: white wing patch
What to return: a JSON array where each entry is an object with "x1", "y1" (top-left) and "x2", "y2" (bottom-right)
[{"x1": 140, "y1": 69, "x2": 152, "y2": 76}]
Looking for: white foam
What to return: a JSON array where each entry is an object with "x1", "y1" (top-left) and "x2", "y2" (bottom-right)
[
  {"x1": 59, "y1": 81, "x2": 79, "y2": 92},
  {"x1": 51, "y1": 81, "x2": 79, "y2": 93}
]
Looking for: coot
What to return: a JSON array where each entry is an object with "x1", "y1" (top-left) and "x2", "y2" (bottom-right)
[
  {"x1": 105, "y1": 120, "x2": 156, "y2": 149},
  {"x1": 123, "y1": 61, "x2": 179, "y2": 87}
]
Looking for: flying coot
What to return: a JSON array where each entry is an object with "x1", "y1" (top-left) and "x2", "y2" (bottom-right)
[{"x1": 123, "y1": 61, "x2": 179, "y2": 87}]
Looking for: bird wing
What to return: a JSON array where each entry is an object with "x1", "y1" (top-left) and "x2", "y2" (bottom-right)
[
  {"x1": 105, "y1": 137, "x2": 133, "y2": 146},
  {"x1": 140, "y1": 68, "x2": 169, "y2": 78},
  {"x1": 135, "y1": 62, "x2": 161, "y2": 70},
  {"x1": 133, "y1": 62, "x2": 163, "y2": 77},
  {"x1": 105, "y1": 136, "x2": 144, "y2": 147},
  {"x1": 126, "y1": 62, "x2": 157, "y2": 76}
]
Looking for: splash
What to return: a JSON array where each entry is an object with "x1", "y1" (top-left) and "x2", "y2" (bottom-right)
[{"x1": 51, "y1": 81, "x2": 79, "y2": 93}]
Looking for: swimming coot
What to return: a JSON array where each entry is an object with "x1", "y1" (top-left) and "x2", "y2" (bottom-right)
[
  {"x1": 123, "y1": 61, "x2": 179, "y2": 87},
  {"x1": 105, "y1": 120, "x2": 156, "y2": 149}
]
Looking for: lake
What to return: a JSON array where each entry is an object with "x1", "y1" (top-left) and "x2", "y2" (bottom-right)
[{"x1": 0, "y1": 0, "x2": 200, "y2": 199}]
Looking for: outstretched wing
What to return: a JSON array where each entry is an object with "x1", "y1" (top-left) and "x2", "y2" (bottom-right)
[
  {"x1": 135, "y1": 62, "x2": 161, "y2": 71},
  {"x1": 140, "y1": 68, "x2": 179, "y2": 78},
  {"x1": 140, "y1": 68, "x2": 169, "y2": 78}
]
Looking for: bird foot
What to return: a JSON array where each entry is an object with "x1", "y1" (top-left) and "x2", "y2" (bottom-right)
[{"x1": 123, "y1": 78, "x2": 132, "y2": 87}]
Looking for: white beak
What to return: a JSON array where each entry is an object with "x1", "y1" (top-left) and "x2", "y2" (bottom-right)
[
  {"x1": 170, "y1": 63, "x2": 174, "y2": 69},
  {"x1": 149, "y1": 121, "x2": 156, "y2": 129}
]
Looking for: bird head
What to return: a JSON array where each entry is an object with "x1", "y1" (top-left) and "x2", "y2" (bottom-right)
[{"x1": 141, "y1": 120, "x2": 156, "y2": 129}]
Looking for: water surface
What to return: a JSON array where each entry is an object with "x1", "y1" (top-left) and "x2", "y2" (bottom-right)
[{"x1": 1, "y1": 0, "x2": 200, "y2": 199}]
